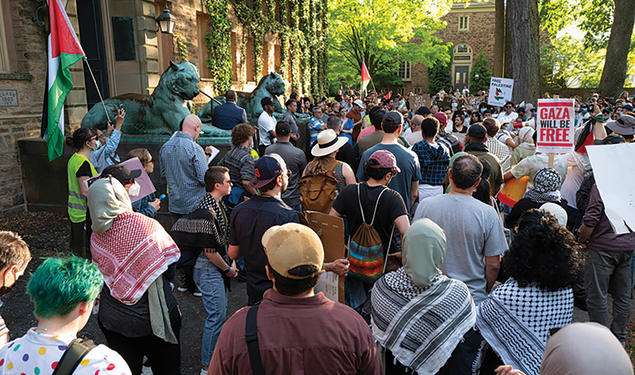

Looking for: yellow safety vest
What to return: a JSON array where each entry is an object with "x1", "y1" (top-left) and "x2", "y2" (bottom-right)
[{"x1": 67, "y1": 153, "x2": 97, "y2": 223}]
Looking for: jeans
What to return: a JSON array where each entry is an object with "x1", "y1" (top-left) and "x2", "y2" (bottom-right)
[
  {"x1": 193, "y1": 256, "x2": 227, "y2": 367},
  {"x1": 584, "y1": 249, "x2": 634, "y2": 343}
]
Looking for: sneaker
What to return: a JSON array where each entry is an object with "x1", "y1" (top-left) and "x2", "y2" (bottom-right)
[
  {"x1": 192, "y1": 289, "x2": 202, "y2": 297},
  {"x1": 200, "y1": 368, "x2": 208, "y2": 375},
  {"x1": 176, "y1": 286, "x2": 188, "y2": 292}
]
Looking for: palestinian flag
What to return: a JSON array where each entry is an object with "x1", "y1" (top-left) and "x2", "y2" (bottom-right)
[
  {"x1": 361, "y1": 62, "x2": 371, "y2": 94},
  {"x1": 574, "y1": 119, "x2": 594, "y2": 154},
  {"x1": 41, "y1": 0, "x2": 85, "y2": 161}
]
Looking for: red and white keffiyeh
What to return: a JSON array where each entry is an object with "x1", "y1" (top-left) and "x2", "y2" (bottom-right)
[{"x1": 91, "y1": 211, "x2": 180, "y2": 305}]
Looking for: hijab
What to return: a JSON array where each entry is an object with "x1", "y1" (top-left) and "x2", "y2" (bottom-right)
[
  {"x1": 402, "y1": 218, "x2": 446, "y2": 288},
  {"x1": 541, "y1": 322, "x2": 632, "y2": 375},
  {"x1": 518, "y1": 126, "x2": 535, "y2": 144},
  {"x1": 87, "y1": 177, "x2": 132, "y2": 233}
]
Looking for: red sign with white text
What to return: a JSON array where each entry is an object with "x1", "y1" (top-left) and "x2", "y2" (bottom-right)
[{"x1": 536, "y1": 98, "x2": 575, "y2": 154}]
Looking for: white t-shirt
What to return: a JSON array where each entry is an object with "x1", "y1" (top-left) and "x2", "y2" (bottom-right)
[
  {"x1": 497, "y1": 111, "x2": 518, "y2": 126},
  {"x1": 414, "y1": 194, "x2": 508, "y2": 304},
  {"x1": 0, "y1": 329, "x2": 131, "y2": 375},
  {"x1": 258, "y1": 111, "x2": 277, "y2": 146},
  {"x1": 510, "y1": 153, "x2": 569, "y2": 187}
]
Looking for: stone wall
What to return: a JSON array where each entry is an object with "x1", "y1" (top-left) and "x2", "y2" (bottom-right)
[{"x1": 0, "y1": 0, "x2": 87, "y2": 215}]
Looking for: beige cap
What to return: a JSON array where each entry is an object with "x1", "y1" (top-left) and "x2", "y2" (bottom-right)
[{"x1": 261, "y1": 223, "x2": 324, "y2": 279}]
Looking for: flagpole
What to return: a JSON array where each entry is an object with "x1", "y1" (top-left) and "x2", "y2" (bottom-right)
[{"x1": 83, "y1": 57, "x2": 112, "y2": 123}]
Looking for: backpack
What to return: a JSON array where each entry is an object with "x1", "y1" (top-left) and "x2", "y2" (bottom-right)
[
  {"x1": 298, "y1": 158, "x2": 339, "y2": 213},
  {"x1": 348, "y1": 184, "x2": 393, "y2": 284}
]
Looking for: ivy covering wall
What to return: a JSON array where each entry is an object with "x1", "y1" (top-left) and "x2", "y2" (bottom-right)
[{"x1": 203, "y1": 0, "x2": 328, "y2": 97}]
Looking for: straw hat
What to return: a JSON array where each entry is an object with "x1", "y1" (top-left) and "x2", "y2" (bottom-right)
[{"x1": 311, "y1": 129, "x2": 349, "y2": 157}]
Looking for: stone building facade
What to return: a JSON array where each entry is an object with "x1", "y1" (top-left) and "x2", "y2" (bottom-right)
[
  {"x1": 0, "y1": 0, "x2": 322, "y2": 215},
  {"x1": 400, "y1": 1, "x2": 499, "y2": 95}
]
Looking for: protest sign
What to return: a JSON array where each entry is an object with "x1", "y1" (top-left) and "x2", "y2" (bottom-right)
[
  {"x1": 586, "y1": 143, "x2": 635, "y2": 234},
  {"x1": 487, "y1": 77, "x2": 514, "y2": 106},
  {"x1": 306, "y1": 211, "x2": 345, "y2": 303},
  {"x1": 535, "y1": 99, "x2": 575, "y2": 154},
  {"x1": 86, "y1": 157, "x2": 156, "y2": 203}
]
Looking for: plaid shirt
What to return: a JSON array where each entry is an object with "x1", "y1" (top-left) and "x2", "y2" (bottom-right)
[
  {"x1": 219, "y1": 145, "x2": 255, "y2": 186},
  {"x1": 411, "y1": 140, "x2": 450, "y2": 186}
]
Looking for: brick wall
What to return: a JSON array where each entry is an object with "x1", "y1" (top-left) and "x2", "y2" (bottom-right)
[{"x1": 0, "y1": 0, "x2": 87, "y2": 215}]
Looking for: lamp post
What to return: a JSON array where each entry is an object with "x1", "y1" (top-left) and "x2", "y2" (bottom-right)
[{"x1": 156, "y1": 7, "x2": 175, "y2": 34}]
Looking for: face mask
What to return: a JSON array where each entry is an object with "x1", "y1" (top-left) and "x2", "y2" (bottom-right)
[
  {"x1": 480, "y1": 108, "x2": 486, "y2": 113},
  {"x1": 128, "y1": 181, "x2": 141, "y2": 197},
  {"x1": 91, "y1": 140, "x2": 101, "y2": 151},
  {"x1": 451, "y1": 103, "x2": 458, "y2": 109}
]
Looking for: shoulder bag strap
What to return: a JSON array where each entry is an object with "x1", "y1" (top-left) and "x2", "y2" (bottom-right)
[
  {"x1": 357, "y1": 184, "x2": 366, "y2": 223},
  {"x1": 382, "y1": 225, "x2": 396, "y2": 274},
  {"x1": 52, "y1": 338, "x2": 97, "y2": 375},
  {"x1": 245, "y1": 304, "x2": 265, "y2": 375}
]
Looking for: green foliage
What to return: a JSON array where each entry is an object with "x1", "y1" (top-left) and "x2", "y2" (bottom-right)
[
  {"x1": 173, "y1": 33, "x2": 189, "y2": 62},
  {"x1": 428, "y1": 44, "x2": 453, "y2": 95},
  {"x1": 328, "y1": 0, "x2": 451, "y2": 92},
  {"x1": 204, "y1": 0, "x2": 232, "y2": 93},
  {"x1": 469, "y1": 50, "x2": 492, "y2": 92}
]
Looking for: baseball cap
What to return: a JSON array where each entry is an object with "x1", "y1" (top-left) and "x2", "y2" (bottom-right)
[
  {"x1": 367, "y1": 149, "x2": 400, "y2": 172},
  {"x1": 262, "y1": 223, "x2": 324, "y2": 279},
  {"x1": 353, "y1": 99, "x2": 364, "y2": 108},
  {"x1": 434, "y1": 112, "x2": 447, "y2": 126},
  {"x1": 382, "y1": 111, "x2": 403, "y2": 127},
  {"x1": 253, "y1": 154, "x2": 287, "y2": 189},
  {"x1": 275, "y1": 120, "x2": 291, "y2": 136},
  {"x1": 101, "y1": 165, "x2": 142, "y2": 184},
  {"x1": 467, "y1": 123, "x2": 487, "y2": 140}
]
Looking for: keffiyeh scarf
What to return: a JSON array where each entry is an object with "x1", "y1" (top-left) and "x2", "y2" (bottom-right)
[
  {"x1": 371, "y1": 268, "x2": 476, "y2": 374},
  {"x1": 476, "y1": 279, "x2": 573, "y2": 375},
  {"x1": 91, "y1": 211, "x2": 181, "y2": 305},
  {"x1": 170, "y1": 194, "x2": 228, "y2": 256},
  {"x1": 523, "y1": 168, "x2": 561, "y2": 203}
]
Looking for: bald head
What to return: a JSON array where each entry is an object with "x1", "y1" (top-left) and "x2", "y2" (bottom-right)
[
  {"x1": 411, "y1": 115, "x2": 424, "y2": 131},
  {"x1": 181, "y1": 114, "x2": 202, "y2": 140}
]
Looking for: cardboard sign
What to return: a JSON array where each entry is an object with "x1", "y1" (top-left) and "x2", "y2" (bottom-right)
[
  {"x1": 487, "y1": 77, "x2": 514, "y2": 107},
  {"x1": 535, "y1": 99, "x2": 575, "y2": 154},
  {"x1": 87, "y1": 157, "x2": 156, "y2": 203},
  {"x1": 305, "y1": 211, "x2": 345, "y2": 304},
  {"x1": 586, "y1": 143, "x2": 635, "y2": 234}
]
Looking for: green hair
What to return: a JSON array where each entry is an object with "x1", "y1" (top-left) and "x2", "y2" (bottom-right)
[{"x1": 26, "y1": 257, "x2": 103, "y2": 318}]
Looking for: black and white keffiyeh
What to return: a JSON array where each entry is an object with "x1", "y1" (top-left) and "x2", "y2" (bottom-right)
[
  {"x1": 170, "y1": 194, "x2": 228, "y2": 255},
  {"x1": 371, "y1": 268, "x2": 476, "y2": 374},
  {"x1": 523, "y1": 168, "x2": 561, "y2": 202},
  {"x1": 476, "y1": 278, "x2": 573, "y2": 375}
]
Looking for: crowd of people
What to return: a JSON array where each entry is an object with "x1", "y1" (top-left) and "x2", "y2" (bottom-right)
[{"x1": 0, "y1": 87, "x2": 633, "y2": 375}]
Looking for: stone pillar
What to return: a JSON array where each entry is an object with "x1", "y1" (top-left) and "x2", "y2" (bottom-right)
[{"x1": 138, "y1": 0, "x2": 161, "y2": 92}]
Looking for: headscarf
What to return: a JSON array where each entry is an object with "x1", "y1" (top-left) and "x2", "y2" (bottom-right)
[
  {"x1": 524, "y1": 168, "x2": 561, "y2": 202},
  {"x1": 402, "y1": 219, "x2": 446, "y2": 288},
  {"x1": 518, "y1": 126, "x2": 535, "y2": 145},
  {"x1": 87, "y1": 177, "x2": 132, "y2": 233},
  {"x1": 541, "y1": 322, "x2": 633, "y2": 375},
  {"x1": 89, "y1": 178, "x2": 180, "y2": 305}
]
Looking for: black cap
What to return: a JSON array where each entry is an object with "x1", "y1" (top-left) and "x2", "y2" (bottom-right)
[
  {"x1": 383, "y1": 111, "x2": 403, "y2": 127},
  {"x1": 276, "y1": 120, "x2": 291, "y2": 136},
  {"x1": 467, "y1": 124, "x2": 487, "y2": 140},
  {"x1": 102, "y1": 165, "x2": 142, "y2": 185},
  {"x1": 416, "y1": 106, "x2": 431, "y2": 116}
]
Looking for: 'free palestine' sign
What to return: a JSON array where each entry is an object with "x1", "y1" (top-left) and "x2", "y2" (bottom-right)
[{"x1": 536, "y1": 98, "x2": 575, "y2": 154}]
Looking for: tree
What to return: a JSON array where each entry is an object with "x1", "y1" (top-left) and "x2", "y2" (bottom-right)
[
  {"x1": 505, "y1": 0, "x2": 540, "y2": 103},
  {"x1": 328, "y1": 0, "x2": 452, "y2": 90},
  {"x1": 428, "y1": 45, "x2": 453, "y2": 95},
  {"x1": 598, "y1": 0, "x2": 635, "y2": 97},
  {"x1": 470, "y1": 50, "x2": 492, "y2": 92}
]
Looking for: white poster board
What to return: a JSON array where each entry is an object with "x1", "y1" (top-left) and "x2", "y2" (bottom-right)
[
  {"x1": 87, "y1": 157, "x2": 156, "y2": 203},
  {"x1": 535, "y1": 99, "x2": 575, "y2": 154},
  {"x1": 487, "y1": 77, "x2": 514, "y2": 107},
  {"x1": 586, "y1": 143, "x2": 635, "y2": 234},
  {"x1": 315, "y1": 272, "x2": 340, "y2": 302}
]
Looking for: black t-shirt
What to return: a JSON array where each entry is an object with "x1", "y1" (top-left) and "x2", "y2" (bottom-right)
[
  {"x1": 333, "y1": 183, "x2": 408, "y2": 254},
  {"x1": 229, "y1": 195, "x2": 299, "y2": 305},
  {"x1": 76, "y1": 160, "x2": 92, "y2": 178},
  {"x1": 336, "y1": 142, "x2": 357, "y2": 171}
]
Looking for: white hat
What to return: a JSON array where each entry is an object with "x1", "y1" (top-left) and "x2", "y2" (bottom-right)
[
  {"x1": 353, "y1": 99, "x2": 364, "y2": 108},
  {"x1": 311, "y1": 129, "x2": 349, "y2": 157},
  {"x1": 540, "y1": 202, "x2": 568, "y2": 227}
]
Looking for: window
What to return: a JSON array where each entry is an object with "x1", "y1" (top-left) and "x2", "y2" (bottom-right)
[
  {"x1": 398, "y1": 61, "x2": 411, "y2": 82},
  {"x1": 197, "y1": 12, "x2": 211, "y2": 78},
  {"x1": 456, "y1": 44, "x2": 471, "y2": 54},
  {"x1": 458, "y1": 16, "x2": 469, "y2": 31}
]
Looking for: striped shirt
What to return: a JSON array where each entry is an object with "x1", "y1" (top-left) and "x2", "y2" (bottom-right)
[{"x1": 159, "y1": 132, "x2": 208, "y2": 214}]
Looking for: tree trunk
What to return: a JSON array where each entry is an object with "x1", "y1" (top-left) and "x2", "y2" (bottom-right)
[
  {"x1": 598, "y1": 0, "x2": 635, "y2": 98},
  {"x1": 505, "y1": 0, "x2": 540, "y2": 104},
  {"x1": 494, "y1": 0, "x2": 505, "y2": 77}
]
